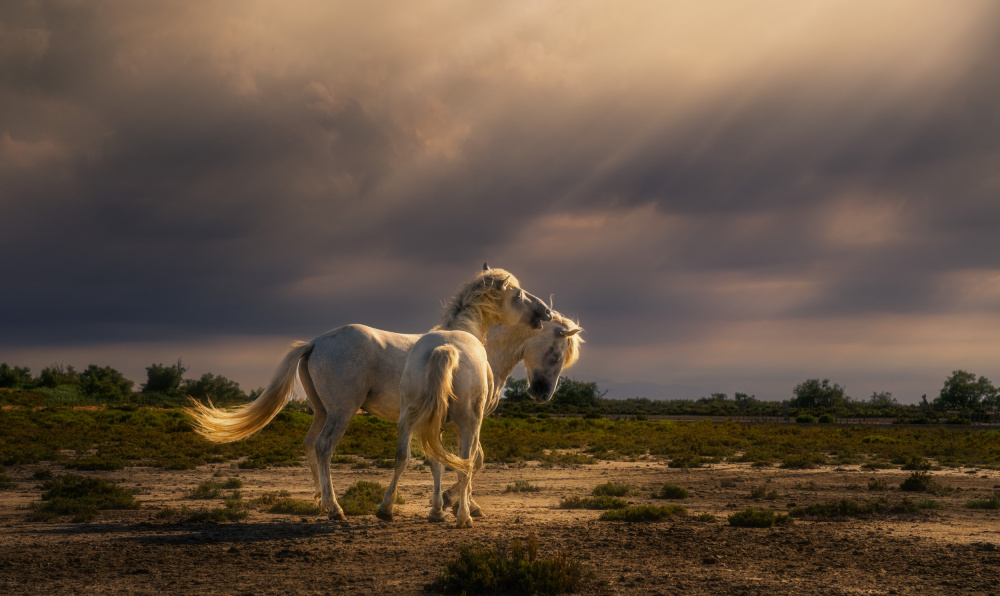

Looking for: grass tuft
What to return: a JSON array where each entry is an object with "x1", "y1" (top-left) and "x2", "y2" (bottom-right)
[
  {"x1": 504, "y1": 480, "x2": 541, "y2": 493},
  {"x1": 28, "y1": 474, "x2": 140, "y2": 522},
  {"x1": 966, "y1": 493, "x2": 1000, "y2": 510},
  {"x1": 339, "y1": 480, "x2": 402, "y2": 516},
  {"x1": 429, "y1": 534, "x2": 590, "y2": 595},
  {"x1": 728, "y1": 508, "x2": 793, "y2": 528},
  {"x1": 599, "y1": 505, "x2": 686, "y2": 522},
  {"x1": 654, "y1": 483, "x2": 690, "y2": 500},
  {"x1": 558, "y1": 495, "x2": 628, "y2": 510},
  {"x1": 591, "y1": 481, "x2": 630, "y2": 497}
]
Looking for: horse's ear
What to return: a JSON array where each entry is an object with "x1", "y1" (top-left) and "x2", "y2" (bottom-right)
[
  {"x1": 558, "y1": 327, "x2": 582, "y2": 338},
  {"x1": 483, "y1": 262, "x2": 490, "y2": 271}
]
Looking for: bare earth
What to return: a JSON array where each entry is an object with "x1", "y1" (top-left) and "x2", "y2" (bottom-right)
[{"x1": 2, "y1": 459, "x2": 999, "y2": 595}]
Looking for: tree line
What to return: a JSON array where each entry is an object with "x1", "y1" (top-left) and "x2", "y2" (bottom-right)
[
  {"x1": 0, "y1": 361, "x2": 253, "y2": 407},
  {"x1": 2, "y1": 359, "x2": 998, "y2": 423}
]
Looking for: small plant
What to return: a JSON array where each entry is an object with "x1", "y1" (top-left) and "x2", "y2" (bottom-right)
[
  {"x1": 795, "y1": 414, "x2": 815, "y2": 424},
  {"x1": 654, "y1": 483, "x2": 689, "y2": 499},
  {"x1": 868, "y1": 477, "x2": 888, "y2": 491},
  {"x1": 189, "y1": 480, "x2": 225, "y2": 499},
  {"x1": 599, "y1": 505, "x2": 686, "y2": 522},
  {"x1": 28, "y1": 474, "x2": 140, "y2": 523},
  {"x1": 750, "y1": 485, "x2": 766, "y2": 499},
  {"x1": 779, "y1": 453, "x2": 823, "y2": 469},
  {"x1": 429, "y1": 534, "x2": 591, "y2": 595},
  {"x1": 667, "y1": 454, "x2": 704, "y2": 468},
  {"x1": 861, "y1": 461, "x2": 894, "y2": 471},
  {"x1": 966, "y1": 493, "x2": 1000, "y2": 510},
  {"x1": 899, "y1": 471, "x2": 939, "y2": 493},
  {"x1": 504, "y1": 480, "x2": 541, "y2": 493},
  {"x1": 0, "y1": 470, "x2": 15, "y2": 490},
  {"x1": 697, "y1": 512, "x2": 717, "y2": 522},
  {"x1": 901, "y1": 457, "x2": 934, "y2": 471},
  {"x1": 592, "y1": 482, "x2": 630, "y2": 497},
  {"x1": 727, "y1": 508, "x2": 793, "y2": 528},
  {"x1": 265, "y1": 498, "x2": 323, "y2": 516},
  {"x1": 33, "y1": 468, "x2": 54, "y2": 480},
  {"x1": 339, "y1": 480, "x2": 400, "y2": 516},
  {"x1": 558, "y1": 495, "x2": 628, "y2": 510},
  {"x1": 817, "y1": 414, "x2": 835, "y2": 424}
]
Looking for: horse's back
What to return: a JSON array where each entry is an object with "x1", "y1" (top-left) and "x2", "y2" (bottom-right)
[{"x1": 307, "y1": 324, "x2": 422, "y2": 419}]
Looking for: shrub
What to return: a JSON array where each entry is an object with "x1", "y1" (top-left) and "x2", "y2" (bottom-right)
[
  {"x1": 654, "y1": 484, "x2": 689, "y2": 499},
  {"x1": 504, "y1": 480, "x2": 541, "y2": 493},
  {"x1": 868, "y1": 477, "x2": 888, "y2": 491},
  {"x1": 28, "y1": 474, "x2": 140, "y2": 522},
  {"x1": 599, "y1": 505, "x2": 686, "y2": 522},
  {"x1": 899, "y1": 471, "x2": 939, "y2": 493},
  {"x1": 728, "y1": 508, "x2": 793, "y2": 528},
  {"x1": 817, "y1": 414, "x2": 835, "y2": 424},
  {"x1": 339, "y1": 480, "x2": 401, "y2": 516},
  {"x1": 780, "y1": 453, "x2": 824, "y2": 469},
  {"x1": 265, "y1": 498, "x2": 322, "y2": 516},
  {"x1": 65, "y1": 455, "x2": 126, "y2": 471},
  {"x1": 697, "y1": 512, "x2": 717, "y2": 522},
  {"x1": 429, "y1": 534, "x2": 590, "y2": 595},
  {"x1": 795, "y1": 414, "x2": 816, "y2": 424},
  {"x1": 558, "y1": 496, "x2": 628, "y2": 510},
  {"x1": 79, "y1": 365, "x2": 134, "y2": 401},
  {"x1": 592, "y1": 482, "x2": 630, "y2": 497},
  {"x1": 966, "y1": 493, "x2": 1000, "y2": 510},
  {"x1": 0, "y1": 472, "x2": 15, "y2": 490},
  {"x1": 749, "y1": 485, "x2": 766, "y2": 499}
]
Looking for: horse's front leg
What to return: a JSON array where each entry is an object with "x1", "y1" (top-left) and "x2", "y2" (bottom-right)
[
  {"x1": 376, "y1": 417, "x2": 413, "y2": 522},
  {"x1": 428, "y1": 459, "x2": 447, "y2": 522}
]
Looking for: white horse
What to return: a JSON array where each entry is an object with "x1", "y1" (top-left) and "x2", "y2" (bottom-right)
[
  {"x1": 375, "y1": 273, "x2": 581, "y2": 528},
  {"x1": 186, "y1": 266, "x2": 571, "y2": 519}
]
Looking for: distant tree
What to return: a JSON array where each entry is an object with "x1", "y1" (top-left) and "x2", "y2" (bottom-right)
[
  {"x1": 503, "y1": 378, "x2": 531, "y2": 402},
  {"x1": 734, "y1": 392, "x2": 759, "y2": 409},
  {"x1": 868, "y1": 391, "x2": 898, "y2": 408},
  {"x1": 184, "y1": 372, "x2": 246, "y2": 405},
  {"x1": 37, "y1": 364, "x2": 80, "y2": 388},
  {"x1": 791, "y1": 379, "x2": 848, "y2": 408},
  {"x1": 0, "y1": 363, "x2": 32, "y2": 388},
  {"x1": 552, "y1": 378, "x2": 605, "y2": 409},
  {"x1": 698, "y1": 392, "x2": 729, "y2": 403},
  {"x1": 935, "y1": 370, "x2": 997, "y2": 411},
  {"x1": 143, "y1": 360, "x2": 187, "y2": 396},
  {"x1": 79, "y1": 365, "x2": 134, "y2": 401}
]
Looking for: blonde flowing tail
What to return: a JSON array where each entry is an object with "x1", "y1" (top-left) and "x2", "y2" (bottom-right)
[
  {"x1": 409, "y1": 345, "x2": 475, "y2": 474},
  {"x1": 184, "y1": 341, "x2": 313, "y2": 443}
]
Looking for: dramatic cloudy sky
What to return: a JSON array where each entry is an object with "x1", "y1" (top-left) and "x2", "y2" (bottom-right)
[{"x1": 3, "y1": 1, "x2": 999, "y2": 402}]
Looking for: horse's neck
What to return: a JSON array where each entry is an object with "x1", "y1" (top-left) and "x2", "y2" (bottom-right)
[
  {"x1": 439, "y1": 311, "x2": 493, "y2": 343},
  {"x1": 485, "y1": 325, "x2": 533, "y2": 390}
]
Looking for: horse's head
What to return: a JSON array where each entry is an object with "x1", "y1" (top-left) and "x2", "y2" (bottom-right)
[
  {"x1": 521, "y1": 318, "x2": 583, "y2": 402},
  {"x1": 482, "y1": 263, "x2": 552, "y2": 329}
]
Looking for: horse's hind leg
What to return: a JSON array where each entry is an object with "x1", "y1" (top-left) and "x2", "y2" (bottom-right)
[
  {"x1": 453, "y1": 424, "x2": 481, "y2": 529},
  {"x1": 314, "y1": 414, "x2": 354, "y2": 521},
  {"x1": 377, "y1": 416, "x2": 414, "y2": 522},
  {"x1": 444, "y1": 441, "x2": 485, "y2": 517},
  {"x1": 303, "y1": 407, "x2": 328, "y2": 505},
  {"x1": 428, "y1": 459, "x2": 447, "y2": 522}
]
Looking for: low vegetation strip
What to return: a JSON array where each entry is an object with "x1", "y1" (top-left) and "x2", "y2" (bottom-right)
[
  {"x1": 558, "y1": 495, "x2": 628, "y2": 510},
  {"x1": 4, "y1": 407, "x2": 1000, "y2": 470},
  {"x1": 789, "y1": 497, "x2": 939, "y2": 519},
  {"x1": 599, "y1": 505, "x2": 686, "y2": 522}
]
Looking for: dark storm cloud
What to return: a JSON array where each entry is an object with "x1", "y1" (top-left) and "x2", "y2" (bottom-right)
[{"x1": 3, "y1": 1, "x2": 1000, "y2": 401}]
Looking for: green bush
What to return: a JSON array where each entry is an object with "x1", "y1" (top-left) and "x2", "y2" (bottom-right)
[
  {"x1": 654, "y1": 483, "x2": 689, "y2": 499},
  {"x1": 899, "y1": 471, "x2": 939, "y2": 493},
  {"x1": 795, "y1": 414, "x2": 816, "y2": 424},
  {"x1": 592, "y1": 481, "x2": 630, "y2": 497},
  {"x1": 339, "y1": 480, "x2": 401, "y2": 516},
  {"x1": 429, "y1": 534, "x2": 590, "y2": 595},
  {"x1": 599, "y1": 505, "x2": 685, "y2": 522},
  {"x1": 28, "y1": 474, "x2": 140, "y2": 522},
  {"x1": 558, "y1": 495, "x2": 628, "y2": 510},
  {"x1": 728, "y1": 508, "x2": 793, "y2": 528},
  {"x1": 817, "y1": 414, "x2": 835, "y2": 424},
  {"x1": 504, "y1": 480, "x2": 541, "y2": 493},
  {"x1": 265, "y1": 498, "x2": 322, "y2": 515},
  {"x1": 966, "y1": 493, "x2": 1000, "y2": 510}
]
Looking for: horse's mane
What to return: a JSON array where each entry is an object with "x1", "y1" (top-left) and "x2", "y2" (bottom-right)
[
  {"x1": 436, "y1": 268, "x2": 521, "y2": 341},
  {"x1": 550, "y1": 310, "x2": 584, "y2": 368}
]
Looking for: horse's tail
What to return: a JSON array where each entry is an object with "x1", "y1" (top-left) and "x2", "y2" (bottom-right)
[
  {"x1": 409, "y1": 345, "x2": 475, "y2": 474},
  {"x1": 184, "y1": 341, "x2": 314, "y2": 443}
]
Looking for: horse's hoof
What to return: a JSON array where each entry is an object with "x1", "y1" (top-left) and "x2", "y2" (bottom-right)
[
  {"x1": 470, "y1": 507, "x2": 485, "y2": 519},
  {"x1": 329, "y1": 510, "x2": 347, "y2": 521},
  {"x1": 455, "y1": 518, "x2": 473, "y2": 529},
  {"x1": 442, "y1": 492, "x2": 455, "y2": 508},
  {"x1": 375, "y1": 508, "x2": 394, "y2": 522},
  {"x1": 428, "y1": 510, "x2": 447, "y2": 523}
]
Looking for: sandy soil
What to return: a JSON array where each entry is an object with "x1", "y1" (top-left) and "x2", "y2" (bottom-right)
[{"x1": 2, "y1": 459, "x2": 999, "y2": 595}]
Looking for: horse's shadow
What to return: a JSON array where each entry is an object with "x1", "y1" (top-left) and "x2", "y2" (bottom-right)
[{"x1": 34, "y1": 519, "x2": 382, "y2": 545}]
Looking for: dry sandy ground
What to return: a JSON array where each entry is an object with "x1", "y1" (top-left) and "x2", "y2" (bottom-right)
[{"x1": 1, "y1": 459, "x2": 999, "y2": 595}]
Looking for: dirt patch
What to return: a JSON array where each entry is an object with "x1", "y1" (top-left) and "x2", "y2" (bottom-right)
[{"x1": 2, "y1": 461, "x2": 999, "y2": 594}]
